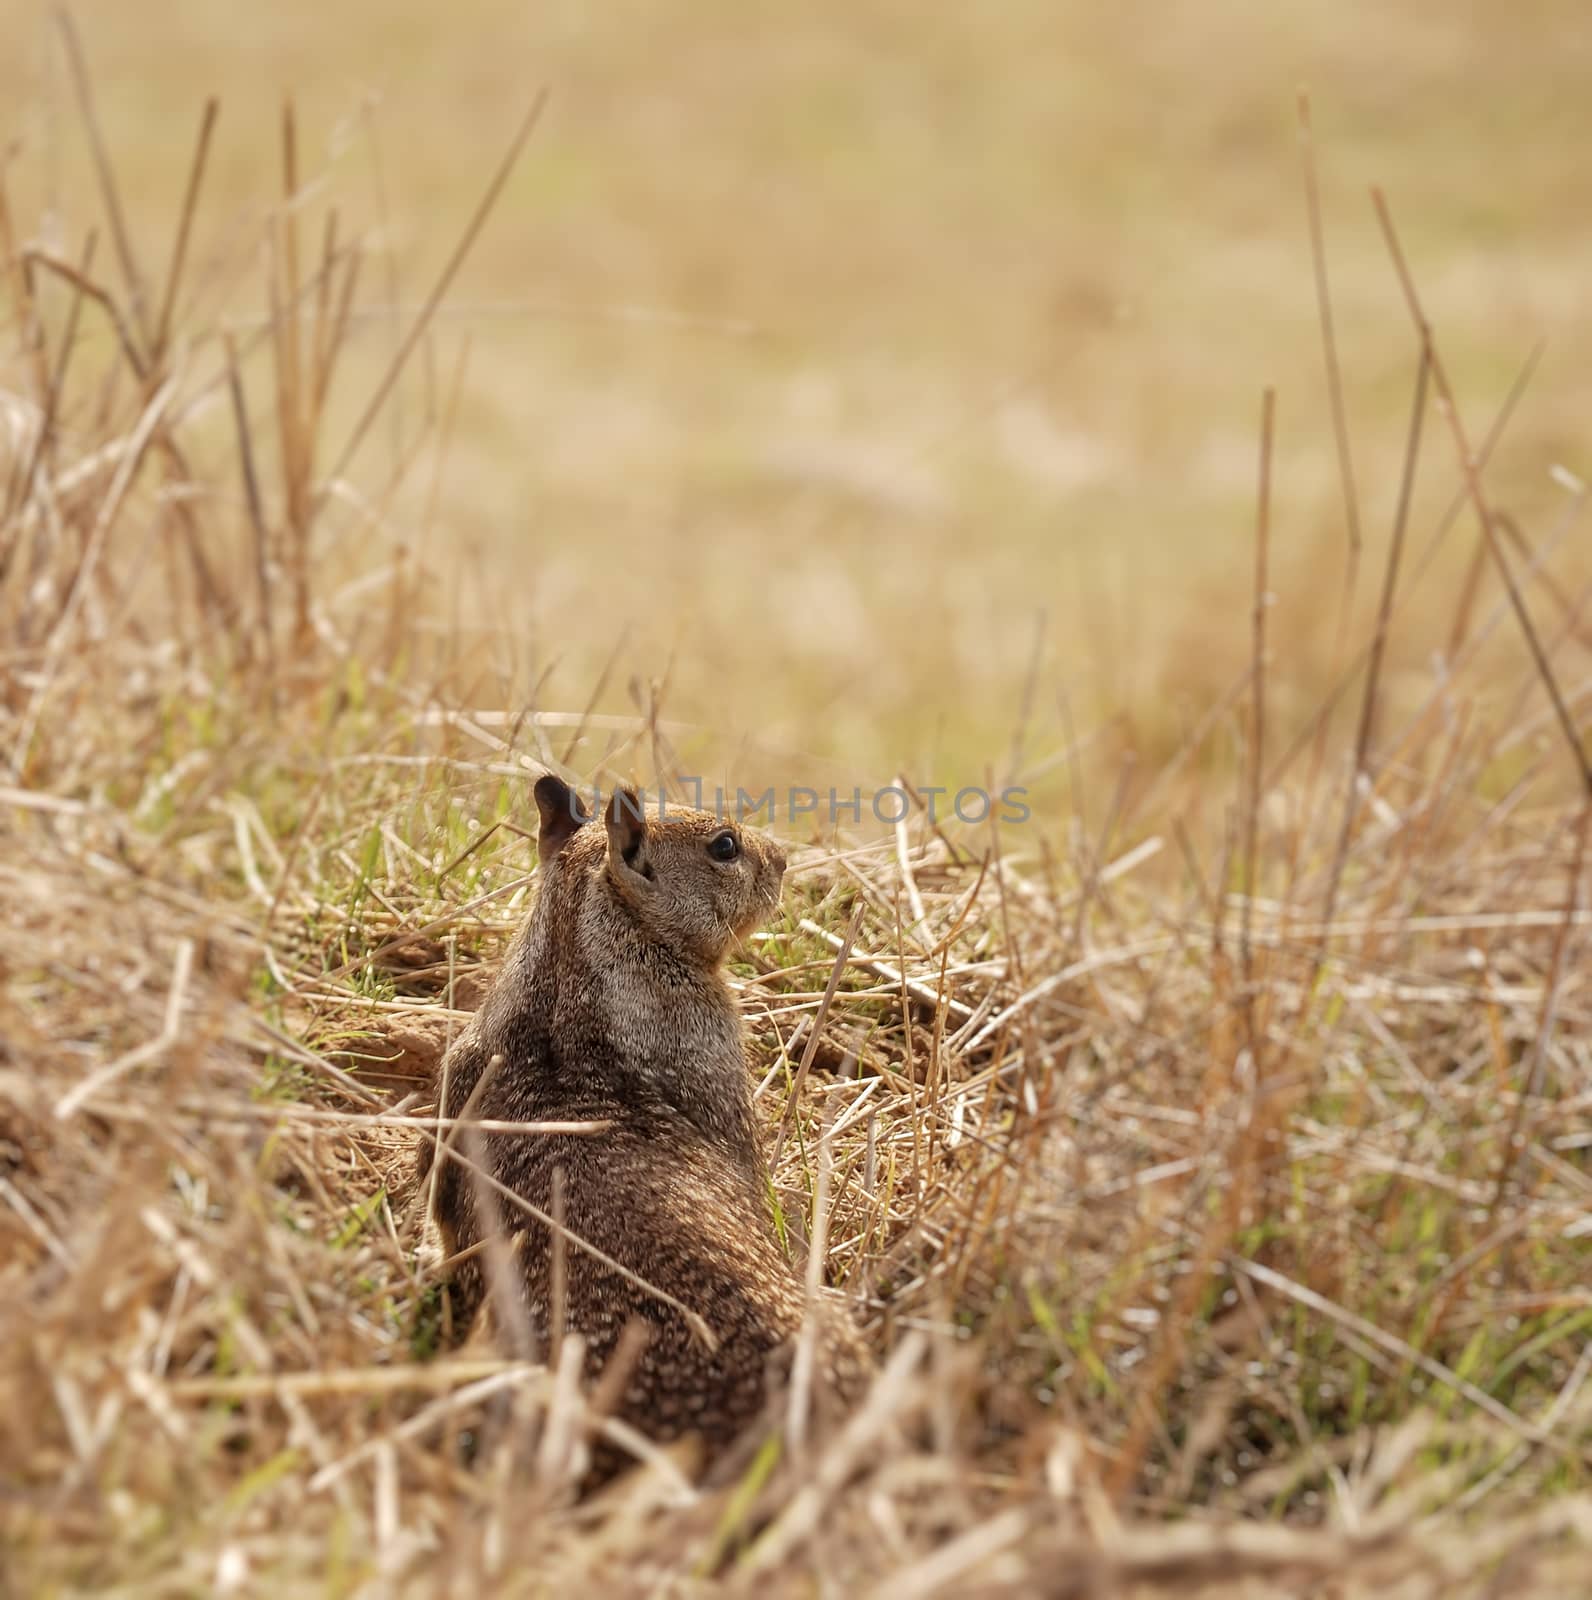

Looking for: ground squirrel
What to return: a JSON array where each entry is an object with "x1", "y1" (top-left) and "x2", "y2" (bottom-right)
[{"x1": 423, "y1": 775, "x2": 867, "y2": 1473}]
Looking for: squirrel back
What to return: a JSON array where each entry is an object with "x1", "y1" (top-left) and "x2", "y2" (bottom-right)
[{"x1": 424, "y1": 775, "x2": 867, "y2": 1472}]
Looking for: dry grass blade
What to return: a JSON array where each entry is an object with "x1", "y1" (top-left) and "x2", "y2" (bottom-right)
[
  {"x1": 1314, "y1": 345, "x2": 1430, "y2": 961},
  {"x1": 1298, "y1": 90, "x2": 1363, "y2": 561},
  {"x1": 1, "y1": 229, "x2": 97, "y2": 542},
  {"x1": 321, "y1": 91, "x2": 549, "y2": 499},
  {"x1": 151, "y1": 96, "x2": 219, "y2": 365},
  {"x1": 223, "y1": 328, "x2": 275, "y2": 671},
  {"x1": 19, "y1": 247, "x2": 150, "y2": 383},
  {"x1": 1240, "y1": 386, "x2": 1274, "y2": 1044},
  {"x1": 1372, "y1": 188, "x2": 1592, "y2": 795},
  {"x1": 773, "y1": 903, "x2": 865, "y2": 1161},
  {"x1": 1262, "y1": 339, "x2": 1545, "y2": 795},
  {"x1": 10, "y1": 376, "x2": 177, "y2": 772},
  {"x1": 54, "y1": 4, "x2": 150, "y2": 352}
]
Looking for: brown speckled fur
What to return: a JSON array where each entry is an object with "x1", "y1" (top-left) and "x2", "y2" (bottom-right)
[{"x1": 422, "y1": 775, "x2": 868, "y2": 1472}]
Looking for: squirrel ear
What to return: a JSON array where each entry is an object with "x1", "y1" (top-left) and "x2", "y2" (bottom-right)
[
  {"x1": 534, "y1": 774, "x2": 591, "y2": 864},
  {"x1": 604, "y1": 786, "x2": 652, "y2": 885}
]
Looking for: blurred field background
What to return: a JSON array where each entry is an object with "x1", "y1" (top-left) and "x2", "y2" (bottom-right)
[
  {"x1": 5, "y1": 3, "x2": 1592, "y2": 1593},
  {"x1": 6, "y1": 0, "x2": 1592, "y2": 791}
]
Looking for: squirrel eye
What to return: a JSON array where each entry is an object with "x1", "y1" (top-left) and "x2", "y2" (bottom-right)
[{"x1": 707, "y1": 830, "x2": 741, "y2": 863}]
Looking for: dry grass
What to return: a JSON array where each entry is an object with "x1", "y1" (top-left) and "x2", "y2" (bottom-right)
[
  {"x1": 6, "y1": 0, "x2": 1592, "y2": 764},
  {"x1": 4, "y1": 14, "x2": 1592, "y2": 1596}
]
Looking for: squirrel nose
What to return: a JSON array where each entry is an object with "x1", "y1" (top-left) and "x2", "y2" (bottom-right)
[{"x1": 771, "y1": 844, "x2": 787, "y2": 877}]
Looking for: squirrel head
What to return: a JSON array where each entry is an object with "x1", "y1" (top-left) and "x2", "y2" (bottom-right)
[{"x1": 533, "y1": 774, "x2": 787, "y2": 967}]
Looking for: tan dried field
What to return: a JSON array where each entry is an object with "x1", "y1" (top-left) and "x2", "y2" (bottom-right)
[{"x1": 2, "y1": 3, "x2": 1590, "y2": 1593}]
